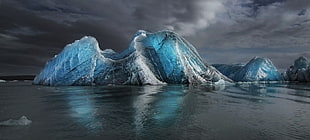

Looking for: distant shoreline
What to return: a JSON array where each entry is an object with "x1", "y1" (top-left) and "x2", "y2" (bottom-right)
[{"x1": 0, "y1": 75, "x2": 35, "y2": 81}]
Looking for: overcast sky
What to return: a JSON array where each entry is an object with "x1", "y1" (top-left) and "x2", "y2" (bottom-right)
[{"x1": 0, "y1": 0, "x2": 310, "y2": 75}]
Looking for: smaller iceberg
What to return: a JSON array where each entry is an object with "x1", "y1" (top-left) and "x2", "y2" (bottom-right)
[
  {"x1": 0, "y1": 116, "x2": 32, "y2": 126},
  {"x1": 0, "y1": 79, "x2": 6, "y2": 82},
  {"x1": 213, "y1": 57, "x2": 282, "y2": 82},
  {"x1": 283, "y1": 56, "x2": 310, "y2": 82}
]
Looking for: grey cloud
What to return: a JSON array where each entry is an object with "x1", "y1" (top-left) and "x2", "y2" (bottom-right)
[
  {"x1": 6, "y1": 0, "x2": 226, "y2": 36},
  {"x1": 191, "y1": 0, "x2": 310, "y2": 49},
  {"x1": 5, "y1": 26, "x2": 45, "y2": 36},
  {"x1": 0, "y1": 33, "x2": 18, "y2": 41}
]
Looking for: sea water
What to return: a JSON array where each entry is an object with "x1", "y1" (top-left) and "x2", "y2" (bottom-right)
[{"x1": 0, "y1": 81, "x2": 310, "y2": 139}]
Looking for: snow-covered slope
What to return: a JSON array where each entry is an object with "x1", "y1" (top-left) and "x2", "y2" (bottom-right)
[{"x1": 34, "y1": 30, "x2": 230, "y2": 86}]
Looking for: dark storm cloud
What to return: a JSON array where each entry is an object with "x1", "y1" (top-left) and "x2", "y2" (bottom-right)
[
  {"x1": 0, "y1": 0, "x2": 309, "y2": 75},
  {"x1": 0, "y1": 0, "x2": 137, "y2": 74},
  {"x1": 0, "y1": 0, "x2": 225, "y2": 75},
  {"x1": 0, "y1": 0, "x2": 214, "y2": 49}
]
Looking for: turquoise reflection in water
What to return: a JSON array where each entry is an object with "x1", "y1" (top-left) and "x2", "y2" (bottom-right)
[
  {"x1": 53, "y1": 87, "x2": 103, "y2": 131},
  {"x1": 47, "y1": 84, "x2": 224, "y2": 137},
  {"x1": 55, "y1": 85, "x2": 189, "y2": 135},
  {"x1": 152, "y1": 86, "x2": 185, "y2": 121},
  {"x1": 132, "y1": 85, "x2": 188, "y2": 138}
]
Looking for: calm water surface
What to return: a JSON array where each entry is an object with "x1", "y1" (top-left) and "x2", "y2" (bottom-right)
[{"x1": 0, "y1": 81, "x2": 310, "y2": 140}]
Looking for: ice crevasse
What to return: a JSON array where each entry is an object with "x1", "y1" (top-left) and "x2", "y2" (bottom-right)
[{"x1": 33, "y1": 30, "x2": 231, "y2": 86}]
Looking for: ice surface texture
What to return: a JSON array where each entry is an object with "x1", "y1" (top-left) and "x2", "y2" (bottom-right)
[
  {"x1": 0, "y1": 116, "x2": 32, "y2": 126},
  {"x1": 283, "y1": 56, "x2": 310, "y2": 82},
  {"x1": 213, "y1": 57, "x2": 283, "y2": 82},
  {"x1": 34, "y1": 30, "x2": 229, "y2": 86}
]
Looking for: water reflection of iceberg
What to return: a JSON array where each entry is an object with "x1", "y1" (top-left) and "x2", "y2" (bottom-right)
[
  {"x1": 221, "y1": 82, "x2": 310, "y2": 104},
  {"x1": 46, "y1": 84, "x2": 221, "y2": 138},
  {"x1": 55, "y1": 87, "x2": 102, "y2": 131},
  {"x1": 133, "y1": 85, "x2": 187, "y2": 137},
  {"x1": 232, "y1": 83, "x2": 280, "y2": 95},
  {"x1": 286, "y1": 83, "x2": 310, "y2": 98}
]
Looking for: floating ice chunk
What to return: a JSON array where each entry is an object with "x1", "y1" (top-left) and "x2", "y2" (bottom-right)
[
  {"x1": 0, "y1": 116, "x2": 32, "y2": 126},
  {"x1": 0, "y1": 79, "x2": 6, "y2": 82}
]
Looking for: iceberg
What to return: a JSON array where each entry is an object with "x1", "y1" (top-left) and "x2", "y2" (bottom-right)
[
  {"x1": 233, "y1": 57, "x2": 282, "y2": 82},
  {"x1": 0, "y1": 116, "x2": 32, "y2": 126},
  {"x1": 213, "y1": 57, "x2": 282, "y2": 82},
  {"x1": 34, "y1": 30, "x2": 230, "y2": 86},
  {"x1": 283, "y1": 56, "x2": 310, "y2": 82}
]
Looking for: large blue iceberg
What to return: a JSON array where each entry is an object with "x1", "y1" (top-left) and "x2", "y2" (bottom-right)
[
  {"x1": 33, "y1": 30, "x2": 230, "y2": 86},
  {"x1": 213, "y1": 57, "x2": 283, "y2": 82},
  {"x1": 283, "y1": 56, "x2": 310, "y2": 82}
]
